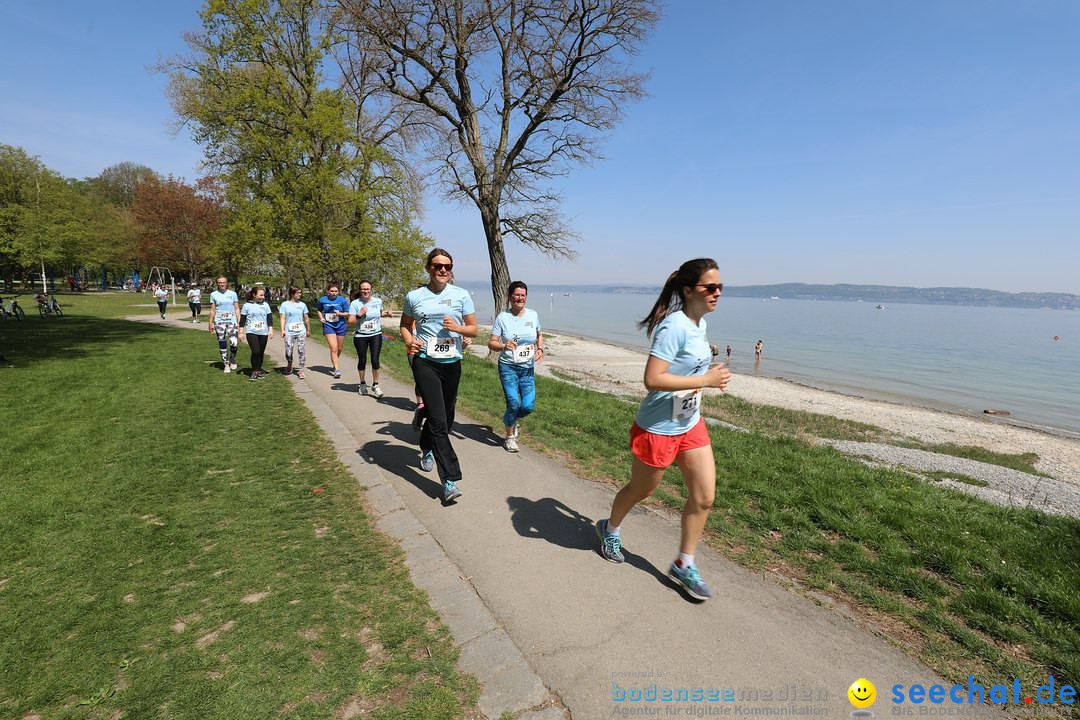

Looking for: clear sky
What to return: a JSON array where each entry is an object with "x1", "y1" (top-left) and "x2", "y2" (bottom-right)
[{"x1": 3, "y1": 1, "x2": 1078, "y2": 293}]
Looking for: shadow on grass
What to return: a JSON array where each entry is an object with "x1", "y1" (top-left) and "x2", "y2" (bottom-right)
[{"x1": 0, "y1": 314, "x2": 176, "y2": 367}]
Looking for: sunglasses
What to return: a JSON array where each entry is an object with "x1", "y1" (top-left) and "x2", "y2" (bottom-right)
[
  {"x1": 697, "y1": 283, "x2": 724, "y2": 294},
  {"x1": 430, "y1": 263, "x2": 453, "y2": 272}
]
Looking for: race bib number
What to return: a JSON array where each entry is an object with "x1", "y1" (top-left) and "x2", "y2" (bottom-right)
[
  {"x1": 671, "y1": 389, "x2": 701, "y2": 422},
  {"x1": 217, "y1": 311, "x2": 235, "y2": 323},
  {"x1": 323, "y1": 312, "x2": 338, "y2": 322},
  {"x1": 359, "y1": 319, "x2": 378, "y2": 333},
  {"x1": 287, "y1": 321, "x2": 303, "y2": 333},
  {"x1": 249, "y1": 320, "x2": 266, "y2": 332},
  {"x1": 426, "y1": 336, "x2": 461, "y2": 359},
  {"x1": 512, "y1": 343, "x2": 535, "y2": 364}
]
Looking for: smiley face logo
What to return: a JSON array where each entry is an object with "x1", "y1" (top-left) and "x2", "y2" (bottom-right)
[{"x1": 847, "y1": 678, "x2": 876, "y2": 709}]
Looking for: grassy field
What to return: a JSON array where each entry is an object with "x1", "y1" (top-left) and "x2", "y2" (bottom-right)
[
  {"x1": 0, "y1": 294, "x2": 477, "y2": 719},
  {"x1": 345, "y1": 327, "x2": 1080, "y2": 698}
]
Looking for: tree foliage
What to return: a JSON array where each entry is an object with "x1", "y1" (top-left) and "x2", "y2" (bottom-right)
[
  {"x1": 335, "y1": 0, "x2": 660, "y2": 312},
  {"x1": 161, "y1": 0, "x2": 429, "y2": 298},
  {"x1": 131, "y1": 176, "x2": 222, "y2": 280}
]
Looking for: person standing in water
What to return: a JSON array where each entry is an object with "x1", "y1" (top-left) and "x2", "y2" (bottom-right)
[{"x1": 595, "y1": 258, "x2": 731, "y2": 601}]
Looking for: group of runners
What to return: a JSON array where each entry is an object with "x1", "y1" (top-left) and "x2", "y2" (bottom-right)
[{"x1": 195, "y1": 250, "x2": 731, "y2": 601}]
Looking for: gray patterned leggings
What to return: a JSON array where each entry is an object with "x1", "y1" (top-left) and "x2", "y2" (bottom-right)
[
  {"x1": 214, "y1": 323, "x2": 239, "y2": 363},
  {"x1": 283, "y1": 334, "x2": 306, "y2": 370}
]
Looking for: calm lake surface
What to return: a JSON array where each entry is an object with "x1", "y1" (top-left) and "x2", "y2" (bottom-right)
[{"x1": 465, "y1": 286, "x2": 1080, "y2": 438}]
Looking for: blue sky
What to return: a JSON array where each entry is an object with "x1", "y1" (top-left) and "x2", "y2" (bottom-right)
[{"x1": 2, "y1": 1, "x2": 1078, "y2": 293}]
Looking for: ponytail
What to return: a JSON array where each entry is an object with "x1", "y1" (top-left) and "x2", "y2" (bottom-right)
[{"x1": 638, "y1": 258, "x2": 719, "y2": 336}]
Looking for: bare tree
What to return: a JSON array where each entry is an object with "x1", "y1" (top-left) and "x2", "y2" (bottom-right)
[{"x1": 335, "y1": 0, "x2": 660, "y2": 313}]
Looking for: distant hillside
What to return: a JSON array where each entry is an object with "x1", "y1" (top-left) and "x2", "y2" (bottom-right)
[{"x1": 604, "y1": 283, "x2": 1080, "y2": 310}]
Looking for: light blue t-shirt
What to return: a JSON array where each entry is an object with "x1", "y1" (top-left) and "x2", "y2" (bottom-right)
[
  {"x1": 402, "y1": 284, "x2": 476, "y2": 363},
  {"x1": 317, "y1": 295, "x2": 350, "y2": 330},
  {"x1": 210, "y1": 290, "x2": 239, "y2": 323},
  {"x1": 279, "y1": 300, "x2": 309, "y2": 337},
  {"x1": 187, "y1": 288, "x2": 202, "y2": 304},
  {"x1": 491, "y1": 308, "x2": 542, "y2": 366},
  {"x1": 241, "y1": 301, "x2": 273, "y2": 336},
  {"x1": 153, "y1": 288, "x2": 169, "y2": 303},
  {"x1": 634, "y1": 311, "x2": 712, "y2": 435},
  {"x1": 350, "y1": 296, "x2": 384, "y2": 336}
]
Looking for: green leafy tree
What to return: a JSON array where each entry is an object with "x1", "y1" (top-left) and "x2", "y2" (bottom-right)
[{"x1": 161, "y1": 0, "x2": 427, "y2": 294}]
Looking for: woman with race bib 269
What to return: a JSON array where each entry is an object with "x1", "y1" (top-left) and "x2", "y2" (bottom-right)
[
  {"x1": 400, "y1": 248, "x2": 478, "y2": 504},
  {"x1": 595, "y1": 258, "x2": 731, "y2": 601},
  {"x1": 488, "y1": 281, "x2": 544, "y2": 453}
]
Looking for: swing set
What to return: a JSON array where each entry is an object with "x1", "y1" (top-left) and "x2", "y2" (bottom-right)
[{"x1": 145, "y1": 266, "x2": 177, "y2": 304}]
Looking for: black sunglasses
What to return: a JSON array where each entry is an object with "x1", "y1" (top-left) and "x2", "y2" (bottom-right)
[
  {"x1": 430, "y1": 263, "x2": 453, "y2": 272},
  {"x1": 697, "y1": 283, "x2": 723, "y2": 294}
]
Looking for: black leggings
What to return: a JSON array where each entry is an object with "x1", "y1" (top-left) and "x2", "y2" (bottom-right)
[
  {"x1": 157, "y1": 301, "x2": 167, "y2": 314},
  {"x1": 352, "y1": 334, "x2": 383, "y2": 371},
  {"x1": 248, "y1": 333, "x2": 268, "y2": 372},
  {"x1": 412, "y1": 356, "x2": 462, "y2": 483},
  {"x1": 189, "y1": 302, "x2": 201, "y2": 318}
]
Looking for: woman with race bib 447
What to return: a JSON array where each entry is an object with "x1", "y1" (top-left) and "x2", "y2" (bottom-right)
[
  {"x1": 316, "y1": 281, "x2": 350, "y2": 378},
  {"x1": 595, "y1": 258, "x2": 731, "y2": 601},
  {"x1": 348, "y1": 280, "x2": 385, "y2": 398},
  {"x1": 488, "y1": 281, "x2": 544, "y2": 453},
  {"x1": 240, "y1": 286, "x2": 274, "y2": 380},
  {"x1": 400, "y1": 249, "x2": 478, "y2": 504},
  {"x1": 208, "y1": 276, "x2": 241, "y2": 373}
]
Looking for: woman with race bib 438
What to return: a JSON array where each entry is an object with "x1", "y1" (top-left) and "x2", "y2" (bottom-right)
[
  {"x1": 488, "y1": 281, "x2": 543, "y2": 453},
  {"x1": 348, "y1": 280, "x2": 385, "y2": 398},
  {"x1": 595, "y1": 258, "x2": 731, "y2": 601},
  {"x1": 400, "y1": 249, "x2": 478, "y2": 504}
]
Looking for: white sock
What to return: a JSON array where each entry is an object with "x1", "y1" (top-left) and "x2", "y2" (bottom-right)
[
  {"x1": 677, "y1": 553, "x2": 694, "y2": 568},
  {"x1": 605, "y1": 521, "x2": 620, "y2": 536}
]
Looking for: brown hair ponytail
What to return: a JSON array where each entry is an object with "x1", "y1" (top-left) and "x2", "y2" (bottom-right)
[{"x1": 639, "y1": 258, "x2": 719, "y2": 336}]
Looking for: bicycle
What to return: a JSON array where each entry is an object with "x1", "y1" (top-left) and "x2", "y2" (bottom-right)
[
  {"x1": 36, "y1": 293, "x2": 63, "y2": 318},
  {"x1": 1, "y1": 295, "x2": 25, "y2": 320}
]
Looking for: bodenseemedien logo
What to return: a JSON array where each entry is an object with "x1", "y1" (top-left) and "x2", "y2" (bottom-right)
[{"x1": 848, "y1": 678, "x2": 876, "y2": 717}]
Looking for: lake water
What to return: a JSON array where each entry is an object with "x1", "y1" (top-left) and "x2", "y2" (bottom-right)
[{"x1": 463, "y1": 286, "x2": 1080, "y2": 438}]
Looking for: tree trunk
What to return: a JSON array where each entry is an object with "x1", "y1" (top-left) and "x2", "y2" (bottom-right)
[{"x1": 480, "y1": 200, "x2": 510, "y2": 320}]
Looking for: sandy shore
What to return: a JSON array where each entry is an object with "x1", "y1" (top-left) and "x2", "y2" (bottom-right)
[{"x1": 527, "y1": 331, "x2": 1080, "y2": 484}]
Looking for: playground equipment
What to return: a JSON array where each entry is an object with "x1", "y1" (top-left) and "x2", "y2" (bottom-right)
[{"x1": 145, "y1": 267, "x2": 177, "y2": 305}]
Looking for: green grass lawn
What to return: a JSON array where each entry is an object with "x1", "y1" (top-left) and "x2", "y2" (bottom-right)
[
  {"x1": 0, "y1": 295, "x2": 477, "y2": 719},
  {"x1": 353, "y1": 331, "x2": 1080, "y2": 697}
]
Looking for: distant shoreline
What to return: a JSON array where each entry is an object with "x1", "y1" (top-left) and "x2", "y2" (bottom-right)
[{"x1": 519, "y1": 326, "x2": 1080, "y2": 483}]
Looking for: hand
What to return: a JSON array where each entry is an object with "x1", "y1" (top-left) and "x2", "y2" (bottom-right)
[
  {"x1": 536, "y1": 347, "x2": 544, "y2": 363},
  {"x1": 704, "y1": 363, "x2": 732, "y2": 391},
  {"x1": 504, "y1": 339, "x2": 518, "y2": 351},
  {"x1": 442, "y1": 315, "x2": 458, "y2": 333},
  {"x1": 208, "y1": 323, "x2": 214, "y2": 333},
  {"x1": 462, "y1": 337, "x2": 472, "y2": 347},
  {"x1": 409, "y1": 336, "x2": 424, "y2": 353}
]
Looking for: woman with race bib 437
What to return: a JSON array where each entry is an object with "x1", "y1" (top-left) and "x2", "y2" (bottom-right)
[
  {"x1": 488, "y1": 281, "x2": 543, "y2": 453},
  {"x1": 400, "y1": 249, "x2": 478, "y2": 504},
  {"x1": 316, "y1": 281, "x2": 350, "y2": 378},
  {"x1": 348, "y1": 280, "x2": 385, "y2": 398},
  {"x1": 595, "y1": 258, "x2": 731, "y2": 601}
]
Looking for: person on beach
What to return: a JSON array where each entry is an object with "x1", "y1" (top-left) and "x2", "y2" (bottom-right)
[
  {"x1": 348, "y1": 280, "x2": 385, "y2": 398},
  {"x1": 488, "y1": 281, "x2": 544, "y2": 453},
  {"x1": 400, "y1": 249, "x2": 478, "y2": 503},
  {"x1": 240, "y1": 287, "x2": 274, "y2": 380},
  {"x1": 153, "y1": 283, "x2": 169, "y2": 319},
  {"x1": 595, "y1": 258, "x2": 731, "y2": 601},
  {"x1": 279, "y1": 286, "x2": 310, "y2": 378},
  {"x1": 316, "y1": 281, "x2": 350, "y2": 378},
  {"x1": 726, "y1": 345, "x2": 732, "y2": 360},
  {"x1": 186, "y1": 282, "x2": 202, "y2": 323},
  {"x1": 755, "y1": 340, "x2": 763, "y2": 358},
  {"x1": 208, "y1": 276, "x2": 241, "y2": 373}
]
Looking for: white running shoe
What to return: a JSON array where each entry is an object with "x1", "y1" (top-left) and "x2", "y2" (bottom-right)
[
  {"x1": 359, "y1": 382, "x2": 368, "y2": 396},
  {"x1": 371, "y1": 384, "x2": 384, "y2": 398},
  {"x1": 224, "y1": 365, "x2": 231, "y2": 374},
  {"x1": 505, "y1": 436, "x2": 519, "y2": 453},
  {"x1": 230, "y1": 362, "x2": 238, "y2": 371}
]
